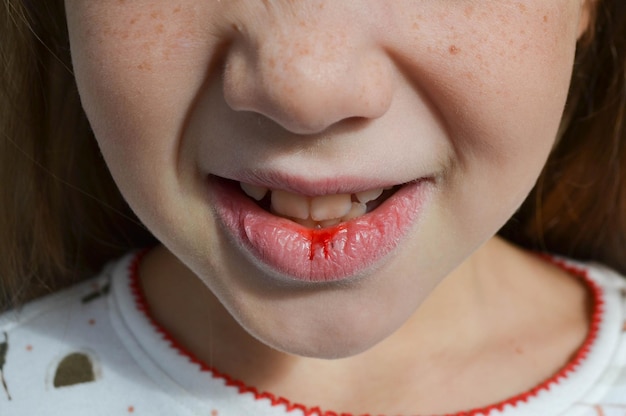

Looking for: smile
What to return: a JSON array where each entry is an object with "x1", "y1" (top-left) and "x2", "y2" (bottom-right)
[
  {"x1": 209, "y1": 176, "x2": 433, "y2": 283},
  {"x1": 240, "y1": 182, "x2": 400, "y2": 229}
]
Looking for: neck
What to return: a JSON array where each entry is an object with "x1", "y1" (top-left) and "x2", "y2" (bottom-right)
[{"x1": 139, "y1": 237, "x2": 589, "y2": 414}]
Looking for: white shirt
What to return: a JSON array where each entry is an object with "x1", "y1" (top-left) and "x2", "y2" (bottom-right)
[{"x1": 2, "y1": 252, "x2": 626, "y2": 416}]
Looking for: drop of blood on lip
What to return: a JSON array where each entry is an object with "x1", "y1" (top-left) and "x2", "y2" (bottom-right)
[{"x1": 298, "y1": 224, "x2": 347, "y2": 260}]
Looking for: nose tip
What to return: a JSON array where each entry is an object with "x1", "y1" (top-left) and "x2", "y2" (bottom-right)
[{"x1": 222, "y1": 29, "x2": 394, "y2": 135}]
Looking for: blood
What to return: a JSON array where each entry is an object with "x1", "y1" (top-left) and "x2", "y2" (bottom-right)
[{"x1": 298, "y1": 224, "x2": 347, "y2": 260}]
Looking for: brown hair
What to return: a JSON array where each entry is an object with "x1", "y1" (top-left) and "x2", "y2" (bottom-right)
[
  {"x1": 0, "y1": 0, "x2": 155, "y2": 308},
  {"x1": 0, "y1": 0, "x2": 625, "y2": 309}
]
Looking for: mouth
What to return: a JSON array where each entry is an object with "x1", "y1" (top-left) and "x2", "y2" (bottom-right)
[
  {"x1": 209, "y1": 175, "x2": 431, "y2": 283},
  {"x1": 238, "y1": 181, "x2": 401, "y2": 229}
]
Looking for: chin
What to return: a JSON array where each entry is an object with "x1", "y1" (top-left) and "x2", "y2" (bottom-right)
[
  {"x1": 239, "y1": 306, "x2": 403, "y2": 360},
  {"x1": 268, "y1": 334, "x2": 384, "y2": 360}
]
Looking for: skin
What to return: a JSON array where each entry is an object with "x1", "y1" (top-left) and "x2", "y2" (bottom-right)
[{"x1": 65, "y1": 1, "x2": 592, "y2": 413}]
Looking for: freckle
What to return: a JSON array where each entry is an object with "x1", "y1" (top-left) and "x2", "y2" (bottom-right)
[
  {"x1": 515, "y1": 346, "x2": 524, "y2": 355},
  {"x1": 130, "y1": 18, "x2": 137, "y2": 25},
  {"x1": 464, "y1": 6, "x2": 474, "y2": 18},
  {"x1": 173, "y1": 6, "x2": 181, "y2": 13},
  {"x1": 517, "y1": 3, "x2": 527, "y2": 13},
  {"x1": 412, "y1": 22, "x2": 420, "y2": 30},
  {"x1": 543, "y1": 15, "x2": 548, "y2": 23},
  {"x1": 137, "y1": 62, "x2": 152, "y2": 71},
  {"x1": 448, "y1": 45, "x2": 460, "y2": 55},
  {"x1": 156, "y1": 24, "x2": 165, "y2": 34}
]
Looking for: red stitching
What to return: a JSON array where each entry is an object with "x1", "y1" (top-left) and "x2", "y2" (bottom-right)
[{"x1": 127, "y1": 251, "x2": 605, "y2": 416}]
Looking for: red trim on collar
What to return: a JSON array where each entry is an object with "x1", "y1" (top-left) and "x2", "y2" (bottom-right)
[{"x1": 127, "y1": 251, "x2": 604, "y2": 416}]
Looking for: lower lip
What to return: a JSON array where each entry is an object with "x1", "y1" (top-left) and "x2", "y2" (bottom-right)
[{"x1": 209, "y1": 178, "x2": 431, "y2": 283}]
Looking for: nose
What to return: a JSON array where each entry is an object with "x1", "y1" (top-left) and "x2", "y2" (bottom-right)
[{"x1": 222, "y1": 9, "x2": 394, "y2": 135}]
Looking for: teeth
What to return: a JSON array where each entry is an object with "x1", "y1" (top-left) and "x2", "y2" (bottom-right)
[
  {"x1": 240, "y1": 183, "x2": 269, "y2": 201},
  {"x1": 240, "y1": 181, "x2": 389, "y2": 227},
  {"x1": 271, "y1": 189, "x2": 310, "y2": 220},
  {"x1": 342, "y1": 202, "x2": 367, "y2": 221},
  {"x1": 293, "y1": 217, "x2": 318, "y2": 228},
  {"x1": 310, "y1": 193, "x2": 352, "y2": 222},
  {"x1": 319, "y1": 218, "x2": 342, "y2": 228},
  {"x1": 355, "y1": 188, "x2": 383, "y2": 204}
]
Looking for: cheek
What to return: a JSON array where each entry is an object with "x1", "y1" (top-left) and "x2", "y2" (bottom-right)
[
  {"x1": 457, "y1": 8, "x2": 576, "y2": 196},
  {"x1": 449, "y1": 4, "x2": 577, "y2": 151},
  {"x1": 447, "y1": 6, "x2": 575, "y2": 167},
  {"x1": 397, "y1": 3, "x2": 577, "y2": 137},
  {"x1": 66, "y1": 2, "x2": 208, "y2": 173},
  {"x1": 390, "y1": 3, "x2": 580, "y2": 238},
  {"x1": 65, "y1": 2, "x2": 229, "y2": 248}
]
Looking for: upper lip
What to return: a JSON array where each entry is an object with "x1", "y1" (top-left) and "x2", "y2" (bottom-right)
[{"x1": 214, "y1": 170, "x2": 425, "y2": 196}]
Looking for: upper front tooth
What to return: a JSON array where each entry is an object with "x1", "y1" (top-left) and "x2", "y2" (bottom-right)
[
  {"x1": 271, "y1": 190, "x2": 310, "y2": 220},
  {"x1": 310, "y1": 193, "x2": 352, "y2": 221},
  {"x1": 292, "y1": 217, "x2": 318, "y2": 228},
  {"x1": 240, "y1": 182, "x2": 269, "y2": 201},
  {"x1": 355, "y1": 188, "x2": 384, "y2": 204}
]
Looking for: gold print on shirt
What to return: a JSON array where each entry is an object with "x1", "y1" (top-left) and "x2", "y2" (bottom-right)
[
  {"x1": 53, "y1": 352, "x2": 97, "y2": 388},
  {"x1": 0, "y1": 331, "x2": 11, "y2": 400}
]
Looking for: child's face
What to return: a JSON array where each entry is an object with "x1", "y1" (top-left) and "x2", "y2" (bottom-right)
[{"x1": 65, "y1": 1, "x2": 590, "y2": 357}]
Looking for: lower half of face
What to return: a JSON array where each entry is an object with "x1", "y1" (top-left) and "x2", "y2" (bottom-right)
[{"x1": 65, "y1": 0, "x2": 587, "y2": 357}]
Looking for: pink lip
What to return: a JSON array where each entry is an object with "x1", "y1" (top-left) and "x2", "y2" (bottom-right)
[{"x1": 209, "y1": 177, "x2": 431, "y2": 282}]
